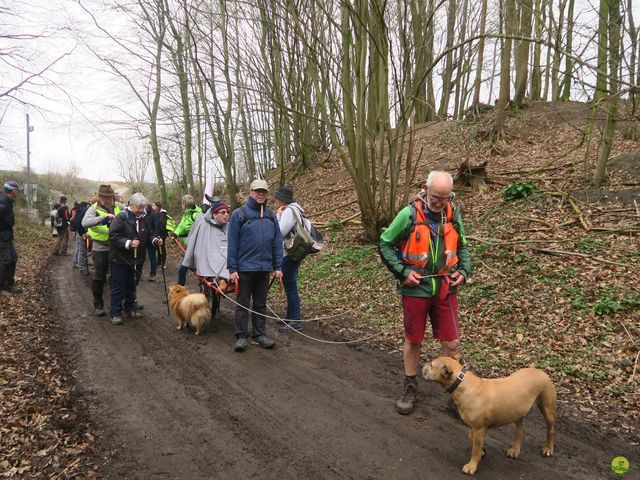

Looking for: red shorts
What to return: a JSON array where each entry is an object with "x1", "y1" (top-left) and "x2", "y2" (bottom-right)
[{"x1": 401, "y1": 294, "x2": 460, "y2": 344}]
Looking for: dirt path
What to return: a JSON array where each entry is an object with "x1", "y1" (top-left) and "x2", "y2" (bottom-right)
[{"x1": 52, "y1": 254, "x2": 635, "y2": 480}]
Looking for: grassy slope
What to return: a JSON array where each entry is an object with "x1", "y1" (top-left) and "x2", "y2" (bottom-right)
[{"x1": 271, "y1": 101, "x2": 640, "y2": 442}]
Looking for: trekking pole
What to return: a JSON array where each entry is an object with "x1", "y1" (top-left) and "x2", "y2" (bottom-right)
[
  {"x1": 268, "y1": 274, "x2": 283, "y2": 294},
  {"x1": 158, "y1": 243, "x2": 170, "y2": 316},
  {"x1": 132, "y1": 240, "x2": 138, "y2": 318}
]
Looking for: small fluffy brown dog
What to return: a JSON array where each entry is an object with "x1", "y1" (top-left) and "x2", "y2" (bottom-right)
[
  {"x1": 423, "y1": 357, "x2": 556, "y2": 475},
  {"x1": 168, "y1": 284, "x2": 210, "y2": 335}
]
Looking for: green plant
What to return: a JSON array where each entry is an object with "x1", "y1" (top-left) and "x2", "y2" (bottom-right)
[
  {"x1": 622, "y1": 296, "x2": 640, "y2": 309},
  {"x1": 327, "y1": 220, "x2": 344, "y2": 232},
  {"x1": 501, "y1": 182, "x2": 537, "y2": 201},
  {"x1": 568, "y1": 287, "x2": 588, "y2": 309},
  {"x1": 558, "y1": 267, "x2": 577, "y2": 279},
  {"x1": 512, "y1": 252, "x2": 530, "y2": 264},
  {"x1": 593, "y1": 292, "x2": 622, "y2": 316},
  {"x1": 576, "y1": 238, "x2": 606, "y2": 254},
  {"x1": 525, "y1": 263, "x2": 540, "y2": 274}
]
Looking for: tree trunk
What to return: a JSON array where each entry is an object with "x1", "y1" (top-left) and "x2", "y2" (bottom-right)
[
  {"x1": 492, "y1": 0, "x2": 516, "y2": 141},
  {"x1": 424, "y1": 0, "x2": 436, "y2": 121},
  {"x1": 595, "y1": 0, "x2": 621, "y2": 187},
  {"x1": 625, "y1": 0, "x2": 638, "y2": 139},
  {"x1": 551, "y1": 0, "x2": 566, "y2": 101},
  {"x1": 471, "y1": 0, "x2": 488, "y2": 110},
  {"x1": 411, "y1": 0, "x2": 428, "y2": 123},
  {"x1": 543, "y1": 0, "x2": 553, "y2": 100},
  {"x1": 438, "y1": 0, "x2": 457, "y2": 119},
  {"x1": 164, "y1": 0, "x2": 194, "y2": 194},
  {"x1": 148, "y1": 2, "x2": 167, "y2": 206},
  {"x1": 530, "y1": 0, "x2": 543, "y2": 101},
  {"x1": 513, "y1": 0, "x2": 533, "y2": 107},
  {"x1": 594, "y1": 0, "x2": 609, "y2": 101},
  {"x1": 560, "y1": 0, "x2": 575, "y2": 100},
  {"x1": 453, "y1": 0, "x2": 468, "y2": 120}
]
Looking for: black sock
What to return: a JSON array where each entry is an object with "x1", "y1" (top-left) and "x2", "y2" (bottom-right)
[{"x1": 405, "y1": 375, "x2": 417, "y2": 384}]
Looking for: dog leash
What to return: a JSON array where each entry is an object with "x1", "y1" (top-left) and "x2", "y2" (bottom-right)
[{"x1": 265, "y1": 304, "x2": 390, "y2": 345}]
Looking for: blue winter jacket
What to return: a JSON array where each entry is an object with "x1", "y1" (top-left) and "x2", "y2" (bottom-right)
[{"x1": 227, "y1": 196, "x2": 283, "y2": 273}]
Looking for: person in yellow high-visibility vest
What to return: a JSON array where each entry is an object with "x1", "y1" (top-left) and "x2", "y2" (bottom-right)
[{"x1": 82, "y1": 184, "x2": 121, "y2": 317}]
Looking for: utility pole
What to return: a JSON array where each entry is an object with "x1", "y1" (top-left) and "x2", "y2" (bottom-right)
[{"x1": 26, "y1": 113, "x2": 34, "y2": 211}]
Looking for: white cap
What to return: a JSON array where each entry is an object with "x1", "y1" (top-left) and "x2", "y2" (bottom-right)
[{"x1": 250, "y1": 179, "x2": 269, "y2": 191}]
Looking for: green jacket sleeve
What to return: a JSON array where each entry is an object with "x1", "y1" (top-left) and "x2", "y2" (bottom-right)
[{"x1": 378, "y1": 206, "x2": 413, "y2": 282}]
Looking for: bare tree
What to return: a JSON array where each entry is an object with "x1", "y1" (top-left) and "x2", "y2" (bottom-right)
[{"x1": 79, "y1": 0, "x2": 169, "y2": 205}]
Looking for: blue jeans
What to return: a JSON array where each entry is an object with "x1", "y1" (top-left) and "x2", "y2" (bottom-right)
[
  {"x1": 178, "y1": 255, "x2": 188, "y2": 286},
  {"x1": 110, "y1": 261, "x2": 142, "y2": 317},
  {"x1": 282, "y1": 255, "x2": 302, "y2": 321},
  {"x1": 74, "y1": 235, "x2": 88, "y2": 270},
  {"x1": 147, "y1": 243, "x2": 158, "y2": 275}
]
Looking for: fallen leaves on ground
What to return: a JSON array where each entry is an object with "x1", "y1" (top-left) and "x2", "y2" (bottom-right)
[{"x1": 0, "y1": 220, "x2": 100, "y2": 479}]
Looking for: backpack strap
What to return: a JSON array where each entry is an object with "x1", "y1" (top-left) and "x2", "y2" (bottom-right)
[
  {"x1": 239, "y1": 204, "x2": 276, "y2": 228},
  {"x1": 285, "y1": 205, "x2": 306, "y2": 238}
]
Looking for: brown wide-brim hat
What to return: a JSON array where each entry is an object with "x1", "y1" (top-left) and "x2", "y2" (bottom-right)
[{"x1": 98, "y1": 184, "x2": 115, "y2": 197}]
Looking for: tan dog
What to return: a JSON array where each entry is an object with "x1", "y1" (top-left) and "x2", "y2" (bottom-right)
[
  {"x1": 168, "y1": 284, "x2": 210, "y2": 335},
  {"x1": 423, "y1": 357, "x2": 556, "y2": 475}
]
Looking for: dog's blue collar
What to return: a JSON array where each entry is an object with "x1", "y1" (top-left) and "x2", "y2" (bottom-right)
[{"x1": 446, "y1": 365, "x2": 469, "y2": 394}]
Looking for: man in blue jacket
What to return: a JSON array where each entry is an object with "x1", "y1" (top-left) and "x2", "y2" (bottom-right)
[{"x1": 227, "y1": 179, "x2": 283, "y2": 352}]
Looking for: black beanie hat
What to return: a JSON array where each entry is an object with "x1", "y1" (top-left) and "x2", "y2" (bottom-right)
[{"x1": 274, "y1": 186, "x2": 294, "y2": 204}]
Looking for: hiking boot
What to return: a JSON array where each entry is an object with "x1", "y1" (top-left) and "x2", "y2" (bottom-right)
[
  {"x1": 80, "y1": 269, "x2": 89, "y2": 276},
  {"x1": 277, "y1": 321, "x2": 291, "y2": 332},
  {"x1": 253, "y1": 335, "x2": 275, "y2": 349},
  {"x1": 94, "y1": 308, "x2": 106, "y2": 317},
  {"x1": 110, "y1": 316, "x2": 123, "y2": 325},
  {"x1": 234, "y1": 337, "x2": 249, "y2": 352},
  {"x1": 148, "y1": 272, "x2": 156, "y2": 282},
  {"x1": 396, "y1": 380, "x2": 418, "y2": 415},
  {"x1": 124, "y1": 310, "x2": 135, "y2": 318},
  {"x1": 4, "y1": 286, "x2": 22, "y2": 294},
  {"x1": 278, "y1": 321, "x2": 303, "y2": 332},
  {"x1": 134, "y1": 302, "x2": 144, "y2": 310}
]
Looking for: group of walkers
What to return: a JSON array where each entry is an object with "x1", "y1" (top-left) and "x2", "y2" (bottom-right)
[
  {"x1": 2, "y1": 170, "x2": 471, "y2": 417},
  {"x1": 178, "y1": 179, "x2": 309, "y2": 351},
  {"x1": 42, "y1": 180, "x2": 310, "y2": 353}
]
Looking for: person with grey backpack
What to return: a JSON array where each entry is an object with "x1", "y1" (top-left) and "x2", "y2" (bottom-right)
[{"x1": 274, "y1": 186, "x2": 323, "y2": 332}]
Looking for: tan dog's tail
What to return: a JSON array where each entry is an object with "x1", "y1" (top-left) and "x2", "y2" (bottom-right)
[
  {"x1": 186, "y1": 293, "x2": 210, "y2": 335},
  {"x1": 536, "y1": 377, "x2": 556, "y2": 456}
]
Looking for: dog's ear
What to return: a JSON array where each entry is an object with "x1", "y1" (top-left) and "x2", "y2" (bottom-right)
[{"x1": 441, "y1": 362, "x2": 453, "y2": 379}]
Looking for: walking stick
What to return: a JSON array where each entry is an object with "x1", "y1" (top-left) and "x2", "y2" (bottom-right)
[
  {"x1": 132, "y1": 241, "x2": 138, "y2": 318},
  {"x1": 268, "y1": 274, "x2": 284, "y2": 293},
  {"x1": 158, "y1": 243, "x2": 170, "y2": 315}
]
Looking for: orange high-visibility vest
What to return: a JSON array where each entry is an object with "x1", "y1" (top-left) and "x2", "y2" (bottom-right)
[{"x1": 401, "y1": 199, "x2": 459, "y2": 274}]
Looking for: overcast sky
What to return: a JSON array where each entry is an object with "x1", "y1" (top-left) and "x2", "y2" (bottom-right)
[{"x1": 1, "y1": 0, "x2": 145, "y2": 182}]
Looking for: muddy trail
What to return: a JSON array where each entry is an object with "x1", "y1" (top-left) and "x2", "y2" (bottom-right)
[{"x1": 52, "y1": 252, "x2": 635, "y2": 480}]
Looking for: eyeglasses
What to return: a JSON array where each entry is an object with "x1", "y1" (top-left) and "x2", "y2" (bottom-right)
[
  {"x1": 428, "y1": 192, "x2": 450, "y2": 202},
  {"x1": 252, "y1": 189, "x2": 268, "y2": 194}
]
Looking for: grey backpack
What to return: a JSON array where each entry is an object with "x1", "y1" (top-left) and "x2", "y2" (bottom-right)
[{"x1": 284, "y1": 208, "x2": 323, "y2": 261}]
